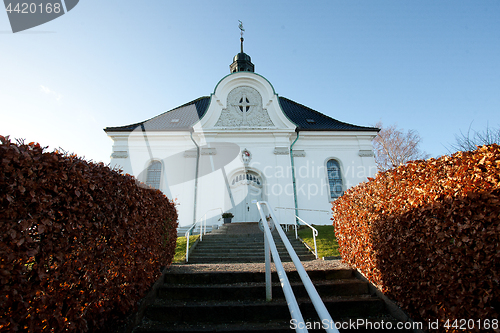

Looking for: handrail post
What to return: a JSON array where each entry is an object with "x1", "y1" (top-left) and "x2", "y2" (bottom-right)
[
  {"x1": 203, "y1": 213, "x2": 207, "y2": 236},
  {"x1": 199, "y1": 218, "x2": 203, "y2": 242},
  {"x1": 313, "y1": 229, "x2": 318, "y2": 259},
  {"x1": 264, "y1": 230, "x2": 272, "y2": 302},
  {"x1": 185, "y1": 230, "x2": 190, "y2": 262}
]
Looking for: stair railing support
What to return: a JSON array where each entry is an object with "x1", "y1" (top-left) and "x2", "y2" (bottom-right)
[{"x1": 264, "y1": 234, "x2": 272, "y2": 301}]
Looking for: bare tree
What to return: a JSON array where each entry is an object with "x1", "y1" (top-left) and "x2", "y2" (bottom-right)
[
  {"x1": 372, "y1": 122, "x2": 430, "y2": 172},
  {"x1": 449, "y1": 124, "x2": 500, "y2": 152}
]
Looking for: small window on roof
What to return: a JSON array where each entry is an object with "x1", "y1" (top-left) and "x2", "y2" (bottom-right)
[
  {"x1": 171, "y1": 119, "x2": 180, "y2": 123},
  {"x1": 306, "y1": 119, "x2": 316, "y2": 123}
]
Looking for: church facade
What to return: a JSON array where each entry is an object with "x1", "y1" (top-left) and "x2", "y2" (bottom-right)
[{"x1": 104, "y1": 41, "x2": 379, "y2": 227}]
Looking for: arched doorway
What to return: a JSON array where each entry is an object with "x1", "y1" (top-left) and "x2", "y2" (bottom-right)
[{"x1": 229, "y1": 170, "x2": 263, "y2": 222}]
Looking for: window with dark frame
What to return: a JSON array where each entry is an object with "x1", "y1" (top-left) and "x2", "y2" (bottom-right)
[{"x1": 327, "y1": 159, "x2": 343, "y2": 199}]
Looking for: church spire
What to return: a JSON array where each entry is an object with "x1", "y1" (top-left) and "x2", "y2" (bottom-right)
[{"x1": 230, "y1": 21, "x2": 254, "y2": 73}]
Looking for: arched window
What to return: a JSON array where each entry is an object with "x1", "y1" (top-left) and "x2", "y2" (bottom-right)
[
  {"x1": 146, "y1": 161, "x2": 162, "y2": 189},
  {"x1": 327, "y1": 159, "x2": 343, "y2": 199},
  {"x1": 230, "y1": 171, "x2": 262, "y2": 188}
]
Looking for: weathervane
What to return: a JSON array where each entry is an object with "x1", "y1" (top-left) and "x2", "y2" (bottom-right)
[
  {"x1": 238, "y1": 20, "x2": 245, "y2": 53},
  {"x1": 238, "y1": 20, "x2": 245, "y2": 38}
]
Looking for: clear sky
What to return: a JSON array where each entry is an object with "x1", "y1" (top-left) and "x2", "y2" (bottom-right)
[{"x1": 1, "y1": 1, "x2": 499, "y2": 164}]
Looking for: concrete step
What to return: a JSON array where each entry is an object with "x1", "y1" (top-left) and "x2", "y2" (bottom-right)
[
  {"x1": 135, "y1": 317, "x2": 413, "y2": 333},
  {"x1": 190, "y1": 246, "x2": 311, "y2": 253},
  {"x1": 185, "y1": 256, "x2": 316, "y2": 264},
  {"x1": 193, "y1": 243, "x2": 308, "y2": 250},
  {"x1": 187, "y1": 252, "x2": 316, "y2": 263},
  {"x1": 162, "y1": 269, "x2": 355, "y2": 285},
  {"x1": 195, "y1": 237, "x2": 304, "y2": 243},
  {"x1": 185, "y1": 256, "x2": 317, "y2": 264},
  {"x1": 158, "y1": 279, "x2": 370, "y2": 301},
  {"x1": 133, "y1": 267, "x2": 413, "y2": 333},
  {"x1": 143, "y1": 296, "x2": 386, "y2": 324},
  {"x1": 187, "y1": 225, "x2": 316, "y2": 264},
  {"x1": 187, "y1": 254, "x2": 316, "y2": 263},
  {"x1": 189, "y1": 249, "x2": 309, "y2": 255}
]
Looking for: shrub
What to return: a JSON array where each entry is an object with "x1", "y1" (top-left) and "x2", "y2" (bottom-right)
[
  {"x1": 332, "y1": 144, "x2": 500, "y2": 332},
  {"x1": 0, "y1": 136, "x2": 178, "y2": 332}
]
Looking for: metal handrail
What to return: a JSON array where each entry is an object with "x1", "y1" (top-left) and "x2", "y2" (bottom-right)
[
  {"x1": 185, "y1": 207, "x2": 223, "y2": 262},
  {"x1": 257, "y1": 202, "x2": 306, "y2": 332},
  {"x1": 294, "y1": 215, "x2": 319, "y2": 259},
  {"x1": 274, "y1": 207, "x2": 323, "y2": 258},
  {"x1": 256, "y1": 201, "x2": 339, "y2": 333},
  {"x1": 274, "y1": 207, "x2": 330, "y2": 213}
]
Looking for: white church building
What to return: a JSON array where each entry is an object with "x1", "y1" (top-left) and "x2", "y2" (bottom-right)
[{"x1": 104, "y1": 38, "x2": 379, "y2": 227}]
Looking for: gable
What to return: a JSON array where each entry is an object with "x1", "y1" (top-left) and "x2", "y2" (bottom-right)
[
  {"x1": 195, "y1": 72, "x2": 296, "y2": 132},
  {"x1": 214, "y1": 86, "x2": 274, "y2": 127}
]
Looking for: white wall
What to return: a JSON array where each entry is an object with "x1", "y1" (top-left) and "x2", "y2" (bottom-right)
[{"x1": 108, "y1": 129, "x2": 376, "y2": 226}]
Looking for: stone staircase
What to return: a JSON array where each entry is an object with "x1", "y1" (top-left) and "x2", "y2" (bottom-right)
[
  {"x1": 132, "y1": 222, "x2": 414, "y2": 332},
  {"x1": 133, "y1": 267, "x2": 412, "y2": 332},
  {"x1": 186, "y1": 222, "x2": 316, "y2": 263}
]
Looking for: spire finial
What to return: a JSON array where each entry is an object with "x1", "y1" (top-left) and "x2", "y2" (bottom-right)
[
  {"x1": 238, "y1": 20, "x2": 245, "y2": 53},
  {"x1": 230, "y1": 21, "x2": 254, "y2": 73}
]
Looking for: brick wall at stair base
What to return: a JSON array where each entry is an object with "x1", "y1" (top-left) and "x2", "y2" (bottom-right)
[
  {"x1": 0, "y1": 136, "x2": 178, "y2": 333},
  {"x1": 332, "y1": 144, "x2": 500, "y2": 332}
]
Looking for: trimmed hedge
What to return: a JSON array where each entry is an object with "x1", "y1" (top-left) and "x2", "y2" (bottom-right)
[
  {"x1": 0, "y1": 136, "x2": 178, "y2": 332},
  {"x1": 332, "y1": 144, "x2": 500, "y2": 332}
]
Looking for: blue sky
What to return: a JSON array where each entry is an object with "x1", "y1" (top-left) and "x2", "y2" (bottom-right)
[{"x1": 1, "y1": 1, "x2": 499, "y2": 163}]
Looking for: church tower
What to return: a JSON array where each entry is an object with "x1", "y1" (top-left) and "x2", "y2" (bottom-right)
[{"x1": 230, "y1": 22, "x2": 254, "y2": 73}]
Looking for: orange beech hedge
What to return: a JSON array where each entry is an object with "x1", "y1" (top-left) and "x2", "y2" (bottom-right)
[
  {"x1": 0, "y1": 136, "x2": 178, "y2": 332},
  {"x1": 332, "y1": 144, "x2": 500, "y2": 332}
]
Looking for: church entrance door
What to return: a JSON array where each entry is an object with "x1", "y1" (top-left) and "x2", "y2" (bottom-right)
[{"x1": 229, "y1": 171, "x2": 262, "y2": 222}]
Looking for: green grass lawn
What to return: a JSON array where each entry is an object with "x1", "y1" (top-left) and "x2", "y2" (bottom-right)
[
  {"x1": 295, "y1": 225, "x2": 340, "y2": 258},
  {"x1": 173, "y1": 235, "x2": 200, "y2": 263}
]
